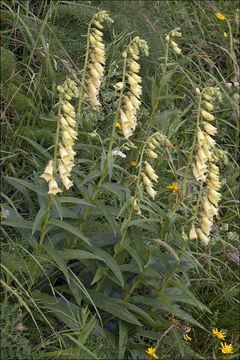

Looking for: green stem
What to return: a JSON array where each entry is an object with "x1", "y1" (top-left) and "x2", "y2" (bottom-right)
[
  {"x1": 28, "y1": 197, "x2": 52, "y2": 291},
  {"x1": 95, "y1": 133, "x2": 155, "y2": 291},
  {"x1": 75, "y1": 16, "x2": 94, "y2": 134},
  {"x1": 145, "y1": 39, "x2": 169, "y2": 133}
]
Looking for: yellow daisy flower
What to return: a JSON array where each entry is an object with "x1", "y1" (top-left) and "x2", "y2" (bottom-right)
[
  {"x1": 116, "y1": 122, "x2": 122, "y2": 129},
  {"x1": 183, "y1": 334, "x2": 191, "y2": 341},
  {"x1": 215, "y1": 12, "x2": 227, "y2": 20},
  {"x1": 167, "y1": 182, "x2": 179, "y2": 193},
  {"x1": 219, "y1": 342, "x2": 234, "y2": 354},
  {"x1": 212, "y1": 328, "x2": 226, "y2": 340},
  {"x1": 131, "y1": 161, "x2": 136, "y2": 166},
  {"x1": 224, "y1": 32, "x2": 228, "y2": 37},
  {"x1": 145, "y1": 347, "x2": 158, "y2": 359}
]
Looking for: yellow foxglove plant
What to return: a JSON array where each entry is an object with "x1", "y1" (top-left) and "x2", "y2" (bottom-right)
[
  {"x1": 40, "y1": 78, "x2": 79, "y2": 193},
  {"x1": 166, "y1": 27, "x2": 182, "y2": 55},
  {"x1": 87, "y1": 11, "x2": 113, "y2": 107},
  {"x1": 118, "y1": 36, "x2": 149, "y2": 139},
  {"x1": 190, "y1": 86, "x2": 222, "y2": 245}
]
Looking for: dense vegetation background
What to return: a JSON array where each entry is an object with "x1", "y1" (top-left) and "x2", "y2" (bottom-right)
[{"x1": 1, "y1": 0, "x2": 239, "y2": 359}]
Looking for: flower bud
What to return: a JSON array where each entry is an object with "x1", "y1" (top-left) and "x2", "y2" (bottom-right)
[
  {"x1": 147, "y1": 150, "x2": 158, "y2": 159},
  {"x1": 201, "y1": 109, "x2": 215, "y2": 121},
  {"x1": 204, "y1": 101, "x2": 214, "y2": 111}
]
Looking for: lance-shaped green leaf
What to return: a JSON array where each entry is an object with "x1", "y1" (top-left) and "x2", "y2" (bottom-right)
[
  {"x1": 32, "y1": 207, "x2": 48, "y2": 235},
  {"x1": 48, "y1": 219, "x2": 90, "y2": 245},
  {"x1": 118, "y1": 321, "x2": 128, "y2": 360},
  {"x1": 83, "y1": 290, "x2": 142, "y2": 326},
  {"x1": 6, "y1": 177, "x2": 47, "y2": 197}
]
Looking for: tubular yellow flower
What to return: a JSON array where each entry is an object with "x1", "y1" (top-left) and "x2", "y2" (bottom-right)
[
  {"x1": 219, "y1": 342, "x2": 234, "y2": 354},
  {"x1": 65, "y1": 115, "x2": 76, "y2": 127},
  {"x1": 58, "y1": 160, "x2": 70, "y2": 178},
  {"x1": 203, "y1": 93, "x2": 212, "y2": 101},
  {"x1": 145, "y1": 162, "x2": 158, "y2": 182},
  {"x1": 197, "y1": 229, "x2": 210, "y2": 245},
  {"x1": 142, "y1": 173, "x2": 152, "y2": 187},
  {"x1": 113, "y1": 82, "x2": 124, "y2": 91},
  {"x1": 40, "y1": 160, "x2": 53, "y2": 182},
  {"x1": 189, "y1": 224, "x2": 197, "y2": 240},
  {"x1": 48, "y1": 178, "x2": 62, "y2": 195},
  {"x1": 201, "y1": 109, "x2": 215, "y2": 121},
  {"x1": 209, "y1": 163, "x2": 219, "y2": 175},
  {"x1": 204, "y1": 101, "x2": 214, "y2": 111},
  {"x1": 212, "y1": 328, "x2": 226, "y2": 340},
  {"x1": 59, "y1": 143, "x2": 72, "y2": 162},
  {"x1": 145, "y1": 347, "x2": 158, "y2": 359},
  {"x1": 147, "y1": 150, "x2": 158, "y2": 159},
  {"x1": 202, "y1": 122, "x2": 217, "y2": 136},
  {"x1": 201, "y1": 214, "x2": 213, "y2": 235},
  {"x1": 146, "y1": 185, "x2": 157, "y2": 200},
  {"x1": 203, "y1": 198, "x2": 218, "y2": 219},
  {"x1": 208, "y1": 188, "x2": 221, "y2": 207},
  {"x1": 197, "y1": 127, "x2": 205, "y2": 145},
  {"x1": 173, "y1": 46, "x2": 181, "y2": 55},
  {"x1": 129, "y1": 60, "x2": 140, "y2": 73},
  {"x1": 61, "y1": 176, "x2": 73, "y2": 190},
  {"x1": 204, "y1": 133, "x2": 216, "y2": 148}
]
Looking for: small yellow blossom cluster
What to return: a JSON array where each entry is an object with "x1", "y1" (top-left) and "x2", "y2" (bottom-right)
[
  {"x1": 41, "y1": 80, "x2": 79, "y2": 194},
  {"x1": 141, "y1": 133, "x2": 167, "y2": 200},
  {"x1": 212, "y1": 328, "x2": 234, "y2": 354},
  {"x1": 87, "y1": 11, "x2": 113, "y2": 107},
  {"x1": 57, "y1": 78, "x2": 79, "y2": 100},
  {"x1": 118, "y1": 37, "x2": 149, "y2": 139},
  {"x1": 190, "y1": 87, "x2": 222, "y2": 245},
  {"x1": 166, "y1": 27, "x2": 182, "y2": 55}
]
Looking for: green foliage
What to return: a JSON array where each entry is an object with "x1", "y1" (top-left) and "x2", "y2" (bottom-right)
[{"x1": 1, "y1": 1, "x2": 239, "y2": 359}]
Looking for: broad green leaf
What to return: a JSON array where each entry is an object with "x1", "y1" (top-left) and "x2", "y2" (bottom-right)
[
  {"x1": 48, "y1": 219, "x2": 90, "y2": 245},
  {"x1": 6, "y1": 177, "x2": 47, "y2": 197},
  {"x1": 59, "y1": 249, "x2": 102, "y2": 261},
  {"x1": 19, "y1": 136, "x2": 52, "y2": 159},
  {"x1": 118, "y1": 321, "x2": 128, "y2": 360},
  {"x1": 51, "y1": 195, "x2": 63, "y2": 220},
  {"x1": 59, "y1": 197, "x2": 93, "y2": 206},
  {"x1": 168, "y1": 279, "x2": 211, "y2": 312},
  {"x1": 2, "y1": 219, "x2": 34, "y2": 229},
  {"x1": 107, "y1": 152, "x2": 113, "y2": 180},
  {"x1": 44, "y1": 244, "x2": 70, "y2": 284},
  {"x1": 94, "y1": 201, "x2": 117, "y2": 235},
  {"x1": 81, "y1": 169, "x2": 101, "y2": 186},
  {"x1": 131, "y1": 296, "x2": 206, "y2": 330},
  {"x1": 101, "y1": 183, "x2": 126, "y2": 200},
  {"x1": 33, "y1": 290, "x2": 79, "y2": 329},
  {"x1": 32, "y1": 207, "x2": 47, "y2": 235},
  {"x1": 84, "y1": 290, "x2": 142, "y2": 326},
  {"x1": 88, "y1": 245, "x2": 124, "y2": 287},
  {"x1": 122, "y1": 242, "x2": 143, "y2": 272}
]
